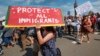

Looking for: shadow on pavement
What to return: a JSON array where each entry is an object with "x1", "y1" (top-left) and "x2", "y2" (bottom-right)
[
  {"x1": 94, "y1": 39, "x2": 100, "y2": 41},
  {"x1": 63, "y1": 36, "x2": 76, "y2": 41}
]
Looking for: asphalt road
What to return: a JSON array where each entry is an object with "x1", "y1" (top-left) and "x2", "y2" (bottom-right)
[{"x1": 2, "y1": 33, "x2": 100, "y2": 56}]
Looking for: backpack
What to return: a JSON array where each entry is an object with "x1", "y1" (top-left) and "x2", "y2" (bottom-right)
[
  {"x1": 45, "y1": 44, "x2": 61, "y2": 56},
  {"x1": 56, "y1": 48, "x2": 61, "y2": 56}
]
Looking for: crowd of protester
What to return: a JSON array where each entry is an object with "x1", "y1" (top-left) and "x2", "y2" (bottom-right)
[
  {"x1": 63, "y1": 12, "x2": 100, "y2": 44},
  {"x1": 0, "y1": 26, "x2": 58, "y2": 56},
  {"x1": 0, "y1": 12, "x2": 100, "y2": 56}
]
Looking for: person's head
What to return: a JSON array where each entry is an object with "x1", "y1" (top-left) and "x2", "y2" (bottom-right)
[
  {"x1": 84, "y1": 15, "x2": 89, "y2": 19},
  {"x1": 87, "y1": 15, "x2": 91, "y2": 18},
  {"x1": 44, "y1": 26, "x2": 55, "y2": 33},
  {"x1": 83, "y1": 15, "x2": 86, "y2": 19}
]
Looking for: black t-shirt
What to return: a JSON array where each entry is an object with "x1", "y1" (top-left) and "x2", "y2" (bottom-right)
[
  {"x1": 19, "y1": 28, "x2": 28, "y2": 35},
  {"x1": 27, "y1": 27, "x2": 37, "y2": 38}
]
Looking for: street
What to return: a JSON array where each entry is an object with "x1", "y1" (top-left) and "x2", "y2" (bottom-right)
[{"x1": 2, "y1": 34, "x2": 100, "y2": 56}]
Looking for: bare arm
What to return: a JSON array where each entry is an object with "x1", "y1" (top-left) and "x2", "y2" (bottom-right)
[{"x1": 37, "y1": 30, "x2": 54, "y2": 45}]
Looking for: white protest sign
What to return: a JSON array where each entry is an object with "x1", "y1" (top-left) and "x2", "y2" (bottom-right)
[
  {"x1": 75, "y1": 1, "x2": 93, "y2": 15},
  {"x1": 2, "y1": 21, "x2": 6, "y2": 26}
]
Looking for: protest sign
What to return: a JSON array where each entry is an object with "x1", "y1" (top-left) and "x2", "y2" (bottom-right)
[
  {"x1": 5, "y1": 6, "x2": 64, "y2": 27},
  {"x1": 75, "y1": 1, "x2": 93, "y2": 15}
]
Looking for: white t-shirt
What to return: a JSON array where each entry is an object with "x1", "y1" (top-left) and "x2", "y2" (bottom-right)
[
  {"x1": 65, "y1": 18, "x2": 72, "y2": 25},
  {"x1": 71, "y1": 19, "x2": 81, "y2": 31}
]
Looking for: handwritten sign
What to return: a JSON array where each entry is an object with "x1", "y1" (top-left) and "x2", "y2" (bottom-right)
[
  {"x1": 75, "y1": 1, "x2": 93, "y2": 15},
  {"x1": 6, "y1": 6, "x2": 64, "y2": 27}
]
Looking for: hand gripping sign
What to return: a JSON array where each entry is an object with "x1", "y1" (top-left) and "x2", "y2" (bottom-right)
[{"x1": 5, "y1": 6, "x2": 64, "y2": 27}]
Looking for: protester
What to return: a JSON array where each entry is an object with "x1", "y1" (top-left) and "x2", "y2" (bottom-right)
[
  {"x1": 27, "y1": 27, "x2": 35, "y2": 44},
  {"x1": 2, "y1": 28, "x2": 14, "y2": 48},
  {"x1": 12, "y1": 28, "x2": 20, "y2": 45},
  {"x1": 65, "y1": 16, "x2": 72, "y2": 35},
  {"x1": 77, "y1": 16, "x2": 82, "y2": 36},
  {"x1": 36, "y1": 26, "x2": 57, "y2": 56},
  {"x1": 56, "y1": 26, "x2": 63, "y2": 38},
  {"x1": 23, "y1": 27, "x2": 40, "y2": 56},
  {"x1": 19, "y1": 27, "x2": 29, "y2": 51},
  {"x1": 71, "y1": 16, "x2": 82, "y2": 42},
  {"x1": 96, "y1": 14, "x2": 100, "y2": 32},
  {"x1": 79, "y1": 15, "x2": 93, "y2": 44},
  {"x1": 90, "y1": 14, "x2": 96, "y2": 33}
]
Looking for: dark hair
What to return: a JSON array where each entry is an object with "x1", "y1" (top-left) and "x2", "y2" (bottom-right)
[
  {"x1": 45, "y1": 26, "x2": 55, "y2": 33},
  {"x1": 82, "y1": 15, "x2": 86, "y2": 21}
]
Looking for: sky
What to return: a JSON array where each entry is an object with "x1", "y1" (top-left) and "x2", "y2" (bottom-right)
[{"x1": 0, "y1": 0, "x2": 100, "y2": 17}]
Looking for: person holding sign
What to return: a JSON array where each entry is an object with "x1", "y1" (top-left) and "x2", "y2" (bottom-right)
[{"x1": 36, "y1": 26, "x2": 57, "y2": 56}]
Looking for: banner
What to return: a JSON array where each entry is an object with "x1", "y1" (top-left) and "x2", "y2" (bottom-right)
[
  {"x1": 6, "y1": 6, "x2": 64, "y2": 27},
  {"x1": 75, "y1": 1, "x2": 93, "y2": 15}
]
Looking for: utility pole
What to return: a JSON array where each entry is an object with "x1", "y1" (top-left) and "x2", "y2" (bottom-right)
[{"x1": 74, "y1": 0, "x2": 78, "y2": 19}]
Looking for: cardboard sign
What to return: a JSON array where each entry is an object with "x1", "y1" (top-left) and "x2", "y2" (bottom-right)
[
  {"x1": 75, "y1": 1, "x2": 93, "y2": 15},
  {"x1": 6, "y1": 6, "x2": 64, "y2": 27}
]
